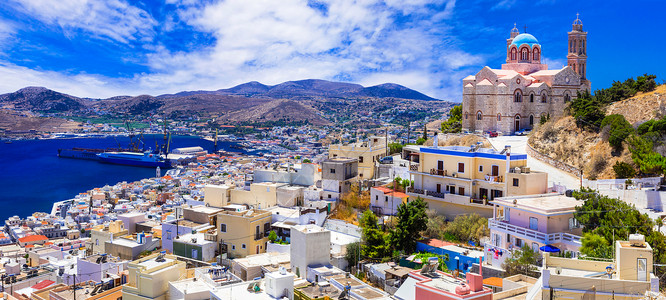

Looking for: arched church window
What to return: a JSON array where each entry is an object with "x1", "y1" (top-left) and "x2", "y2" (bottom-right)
[
  {"x1": 497, "y1": 114, "x2": 501, "y2": 121},
  {"x1": 532, "y1": 48, "x2": 540, "y2": 61},
  {"x1": 541, "y1": 93, "x2": 547, "y2": 103},
  {"x1": 529, "y1": 115, "x2": 534, "y2": 126},
  {"x1": 529, "y1": 93, "x2": 534, "y2": 103},
  {"x1": 510, "y1": 48, "x2": 517, "y2": 61},
  {"x1": 564, "y1": 94, "x2": 571, "y2": 102},
  {"x1": 514, "y1": 90, "x2": 522, "y2": 103},
  {"x1": 477, "y1": 111, "x2": 483, "y2": 121},
  {"x1": 521, "y1": 48, "x2": 529, "y2": 61},
  {"x1": 465, "y1": 112, "x2": 468, "y2": 119}
]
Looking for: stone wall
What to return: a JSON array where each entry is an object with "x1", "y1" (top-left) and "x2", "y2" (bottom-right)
[{"x1": 526, "y1": 142, "x2": 582, "y2": 178}]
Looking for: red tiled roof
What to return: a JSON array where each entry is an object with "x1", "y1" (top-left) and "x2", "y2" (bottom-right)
[
  {"x1": 420, "y1": 238, "x2": 454, "y2": 248},
  {"x1": 31, "y1": 280, "x2": 55, "y2": 290},
  {"x1": 18, "y1": 235, "x2": 48, "y2": 243}
]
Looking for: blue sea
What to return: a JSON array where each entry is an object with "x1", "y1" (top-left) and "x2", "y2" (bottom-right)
[{"x1": 0, "y1": 135, "x2": 237, "y2": 221}]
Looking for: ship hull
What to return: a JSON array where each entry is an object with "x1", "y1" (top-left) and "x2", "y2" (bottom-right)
[{"x1": 98, "y1": 156, "x2": 171, "y2": 168}]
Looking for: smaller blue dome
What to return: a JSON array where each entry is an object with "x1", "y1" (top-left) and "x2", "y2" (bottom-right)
[{"x1": 511, "y1": 33, "x2": 539, "y2": 47}]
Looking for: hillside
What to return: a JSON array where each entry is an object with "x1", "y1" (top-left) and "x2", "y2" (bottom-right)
[
  {"x1": 529, "y1": 85, "x2": 665, "y2": 179},
  {"x1": 0, "y1": 109, "x2": 81, "y2": 133},
  {"x1": 0, "y1": 79, "x2": 448, "y2": 127}
]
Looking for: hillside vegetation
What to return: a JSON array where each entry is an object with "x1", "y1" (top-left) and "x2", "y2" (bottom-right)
[{"x1": 529, "y1": 75, "x2": 664, "y2": 179}]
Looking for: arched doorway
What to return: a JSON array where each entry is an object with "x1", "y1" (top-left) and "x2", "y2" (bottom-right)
[{"x1": 514, "y1": 115, "x2": 521, "y2": 132}]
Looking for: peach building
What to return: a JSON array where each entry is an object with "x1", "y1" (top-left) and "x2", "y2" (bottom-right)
[
  {"x1": 462, "y1": 15, "x2": 590, "y2": 134},
  {"x1": 407, "y1": 144, "x2": 547, "y2": 219},
  {"x1": 395, "y1": 260, "x2": 492, "y2": 300},
  {"x1": 485, "y1": 193, "x2": 583, "y2": 269}
]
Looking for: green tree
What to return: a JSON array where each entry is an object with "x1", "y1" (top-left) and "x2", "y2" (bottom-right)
[
  {"x1": 422, "y1": 124, "x2": 428, "y2": 140},
  {"x1": 601, "y1": 114, "x2": 634, "y2": 148},
  {"x1": 345, "y1": 242, "x2": 362, "y2": 269},
  {"x1": 302, "y1": 158, "x2": 312, "y2": 163},
  {"x1": 359, "y1": 210, "x2": 390, "y2": 259},
  {"x1": 391, "y1": 197, "x2": 428, "y2": 253},
  {"x1": 580, "y1": 233, "x2": 613, "y2": 259},
  {"x1": 268, "y1": 230, "x2": 278, "y2": 243},
  {"x1": 444, "y1": 213, "x2": 489, "y2": 243},
  {"x1": 612, "y1": 161, "x2": 636, "y2": 179},
  {"x1": 569, "y1": 90, "x2": 606, "y2": 131},
  {"x1": 502, "y1": 245, "x2": 538, "y2": 276},
  {"x1": 441, "y1": 105, "x2": 462, "y2": 133},
  {"x1": 627, "y1": 135, "x2": 666, "y2": 175},
  {"x1": 415, "y1": 137, "x2": 426, "y2": 145},
  {"x1": 388, "y1": 142, "x2": 404, "y2": 155}
]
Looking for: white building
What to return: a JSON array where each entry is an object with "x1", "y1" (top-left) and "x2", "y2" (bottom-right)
[{"x1": 290, "y1": 224, "x2": 331, "y2": 281}]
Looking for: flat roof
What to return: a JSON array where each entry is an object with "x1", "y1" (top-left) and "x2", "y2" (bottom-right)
[
  {"x1": 492, "y1": 194, "x2": 583, "y2": 215},
  {"x1": 420, "y1": 146, "x2": 527, "y2": 160}
]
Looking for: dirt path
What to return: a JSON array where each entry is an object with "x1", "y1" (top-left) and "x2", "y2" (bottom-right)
[{"x1": 488, "y1": 135, "x2": 581, "y2": 190}]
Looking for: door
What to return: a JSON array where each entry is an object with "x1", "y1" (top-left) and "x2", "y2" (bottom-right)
[
  {"x1": 480, "y1": 188, "x2": 488, "y2": 200},
  {"x1": 458, "y1": 187, "x2": 465, "y2": 196},
  {"x1": 491, "y1": 165, "x2": 499, "y2": 177},
  {"x1": 191, "y1": 248, "x2": 198, "y2": 259},
  {"x1": 638, "y1": 258, "x2": 647, "y2": 281},
  {"x1": 256, "y1": 245, "x2": 260, "y2": 254},
  {"x1": 514, "y1": 116, "x2": 520, "y2": 132},
  {"x1": 436, "y1": 184, "x2": 441, "y2": 193},
  {"x1": 437, "y1": 160, "x2": 444, "y2": 171}
]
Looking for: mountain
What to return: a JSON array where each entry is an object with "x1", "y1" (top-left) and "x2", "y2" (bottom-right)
[
  {"x1": 0, "y1": 86, "x2": 88, "y2": 112},
  {"x1": 0, "y1": 79, "x2": 449, "y2": 126}
]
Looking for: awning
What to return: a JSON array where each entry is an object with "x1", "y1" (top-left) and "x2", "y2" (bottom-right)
[{"x1": 539, "y1": 245, "x2": 560, "y2": 252}]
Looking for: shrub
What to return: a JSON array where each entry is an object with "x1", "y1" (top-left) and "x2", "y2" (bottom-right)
[
  {"x1": 444, "y1": 213, "x2": 488, "y2": 244},
  {"x1": 613, "y1": 161, "x2": 636, "y2": 179},
  {"x1": 601, "y1": 114, "x2": 634, "y2": 148}
]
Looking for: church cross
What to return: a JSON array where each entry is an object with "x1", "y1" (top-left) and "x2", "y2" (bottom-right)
[{"x1": 523, "y1": 25, "x2": 527, "y2": 33}]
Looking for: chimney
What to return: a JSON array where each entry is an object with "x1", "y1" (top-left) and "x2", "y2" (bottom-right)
[{"x1": 504, "y1": 145, "x2": 511, "y2": 173}]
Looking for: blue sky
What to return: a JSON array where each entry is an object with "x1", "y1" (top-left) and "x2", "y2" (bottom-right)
[{"x1": 0, "y1": 0, "x2": 663, "y2": 100}]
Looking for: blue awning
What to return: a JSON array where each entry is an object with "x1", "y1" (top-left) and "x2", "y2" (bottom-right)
[{"x1": 539, "y1": 245, "x2": 560, "y2": 252}]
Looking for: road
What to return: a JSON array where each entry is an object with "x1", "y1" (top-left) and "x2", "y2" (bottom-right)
[{"x1": 487, "y1": 135, "x2": 581, "y2": 190}]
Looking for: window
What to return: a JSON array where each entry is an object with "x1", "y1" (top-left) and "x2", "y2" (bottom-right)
[
  {"x1": 359, "y1": 156, "x2": 364, "y2": 163},
  {"x1": 529, "y1": 94, "x2": 534, "y2": 102},
  {"x1": 493, "y1": 233, "x2": 501, "y2": 247},
  {"x1": 515, "y1": 238, "x2": 523, "y2": 247},
  {"x1": 505, "y1": 208, "x2": 510, "y2": 222},
  {"x1": 476, "y1": 111, "x2": 482, "y2": 120},
  {"x1": 491, "y1": 165, "x2": 499, "y2": 176},
  {"x1": 220, "y1": 224, "x2": 226, "y2": 232},
  {"x1": 529, "y1": 217, "x2": 538, "y2": 231},
  {"x1": 465, "y1": 112, "x2": 468, "y2": 119},
  {"x1": 328, "y1": 194, "x2": 331, "y2": 198},
  {"x1": 95, "y1": 239, "x2": 99, "y2": 246},
  {"x1": 510, "y1": 47, "x2": 517, "y2": 60},
  {"x1": 241, "y1": 244, "x2": 246, "y2": 249},
  {"x1": 385, "y1": 196, "x2": 388, "y2": 202},
  {"x1": 330, "y1": 168, "x2": 335, "y2": 174},
  {"x1": 521, "y1": 48, "x2": 529, "y2": 60},
  {"x1": 532, "y1": 242, "x2": 539, "y2": 252},
  {"x1": 458, "y1": 163, "x2": 464, "y2": 173},
  {"x1": 479, "y1": 165, "x2": 483, "y2": 172},
  {"x1": 232, "y1": 245, "x2": 236, "y2": 250},
  {"x1": 166, "y1": 230, "x2": 172, "y2": 240},
  {"x1": 497, "y1": 114, "x2": 501, "y2": 121},
  {"x1": 264, "y1": 223, "x2": 270, "y2": 235},
  {"x1": 529, "y1": 115, "x2": 534, "y2": 126},
  {"x1": 458, "y1": 187, "x2": 465, "y2": 195},
  {"x1": 375, "y1": 195, "x2": 378, "y2": 200},
  {"x1": 568, "y1": 218, "x2": 580, "y2": 229},
  {"x1": 532, "y1": 48, "x2": 540, "y2": 61},
  {"x1": 513, "y1": 178, "x2": 519, "y2": 187},
  {"x1": 541, "y1": 93, "x2": 547, "y2": 103},
  {"x1": 514, "y1": 90, "x2": 522, "y2": 102}
]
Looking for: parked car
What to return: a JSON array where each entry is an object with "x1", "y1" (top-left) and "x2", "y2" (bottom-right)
[
  {"x1": 379, "y1": 156, "x2": 394, "y2": 164},
  {"x1": 486, "y1": 131, "x2": 499, "y2": 137},
  {"x1": 515, "y1": 129, "x2": 532, "y2": 136}
]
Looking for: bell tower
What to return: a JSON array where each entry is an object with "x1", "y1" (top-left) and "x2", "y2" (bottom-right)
[
  {"x1": 506, "y1": 23, "x2": 519, "y2": 63},
  {"x1": 568, "y1": 14, "x2": 588, "y2": 86}
]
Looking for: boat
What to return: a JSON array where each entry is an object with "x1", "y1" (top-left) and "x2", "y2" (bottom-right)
[{"x1": 97, "y1": 151, "x2": 171, "y2": 168}]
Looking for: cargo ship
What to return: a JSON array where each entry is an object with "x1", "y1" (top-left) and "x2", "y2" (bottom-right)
[{"x1": 97, "y1": 151, "x2": 171, "y2": 168}]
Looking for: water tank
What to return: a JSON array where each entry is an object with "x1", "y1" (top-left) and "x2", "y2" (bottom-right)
[
  {"x1": 629, "y1": 234, "x2": 646, "y2": 247},
  {"x1": 455, "y1": 284, "x2": 471, "y2": 295}
]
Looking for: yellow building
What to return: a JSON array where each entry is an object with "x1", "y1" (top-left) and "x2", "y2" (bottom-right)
[
  {"x1": 408, "y1": 145, "x2": 547, "y2": 218},
  {"x1": 328, "y1": 136, "x2": 386, "y2": 179},
  {"x1": 230, "y1": 182, "x2": 279, "y2": 209},
  {"x1": 216, "y1": 208, "x2": 272, "y2": 259},
  {"x1": 90, "y1": 220, "x2": 128, "y2": 255},
  {"x1": 122, "y1": 252, "x2": 187, "y2": 300}
]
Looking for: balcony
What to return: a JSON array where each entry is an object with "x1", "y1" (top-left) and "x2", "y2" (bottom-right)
[
  {"x1": 254, "y1": 232, "x2": 264, "y2": 241},
  {"x1": 489, "y1": 218, "x2": 582, "y2": 246},
  {"x1": 407, "y1": 187, "x2": 481, "y2": 207},
  {"x1": 409, "y1": 164, "x2": 419, "y2": 171}
]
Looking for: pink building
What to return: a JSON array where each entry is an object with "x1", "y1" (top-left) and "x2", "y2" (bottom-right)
[
  {"x1": 485, "y1": 193, "x2": 583, "y2": 269},
  {"x1": 397, "y1": 267, "x2": 492, "y2": 300}
]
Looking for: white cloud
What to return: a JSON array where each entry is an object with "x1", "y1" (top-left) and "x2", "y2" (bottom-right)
[
  {"x1": 542, "y1": 57, "x2": 566, "y2": 69},
  {"x1": 0, "y1": 0, "x2": 486, "y2": 102},
  {"x1": 491, "y1": 0, "x2": 516, "y2": 10},
  {"x1": 9, "y1": 0, "x2": 156, "y2": 43}
]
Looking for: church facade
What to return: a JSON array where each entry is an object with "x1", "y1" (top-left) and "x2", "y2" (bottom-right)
[{"x1": 462, "y1": 15, "x2": 591, "y2": 134}]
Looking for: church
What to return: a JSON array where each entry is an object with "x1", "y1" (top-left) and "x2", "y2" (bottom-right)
[{"x1": 462, "y1": 15, "x2": 590, "y2": 134}]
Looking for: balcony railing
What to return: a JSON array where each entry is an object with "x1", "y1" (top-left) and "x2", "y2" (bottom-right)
[
  {"x1": 489, "y1": 218, "x2": 582, "y2": 246},
  {"x1": 430, "y1": 168, "x2": 447, "y2": 176},
  {"x1": 255, "y1": 232, "x2": 263, "y2": 241},
  {"x1": 409, "y1": 164, "x2": 419, "y2": 171},
  {"x1": 407, "y1": 187, "x2": 479, "y2": 206}
]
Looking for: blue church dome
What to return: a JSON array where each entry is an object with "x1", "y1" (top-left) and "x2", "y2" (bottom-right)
[{"x1": 511, "y1": 33, "x2": 540, "y2": 46}]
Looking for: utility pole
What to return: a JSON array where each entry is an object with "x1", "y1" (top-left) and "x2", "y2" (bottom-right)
[{"x1": 72, "y1": 274, "x2": 76, "y2": 300}]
